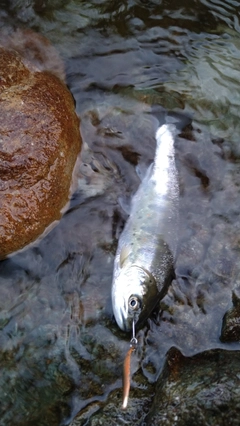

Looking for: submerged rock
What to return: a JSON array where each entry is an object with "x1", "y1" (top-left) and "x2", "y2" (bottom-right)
[
  {"x1": 69, "y1": 345, "x2": 240, "y2": 426},
  {"x1": 0, "y1": 29, "x2": 81, "y2": 258},
  {"x1": 145, "y1": 347, "x2": 240, "y2": 425},
  {"x1": 221, "y1": 290, "x2": 240, "y2": 343}
]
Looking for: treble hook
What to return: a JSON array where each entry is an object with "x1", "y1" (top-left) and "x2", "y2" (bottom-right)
[{"x1": 122, "y1": 318, "x2": 138, "y2": 409}]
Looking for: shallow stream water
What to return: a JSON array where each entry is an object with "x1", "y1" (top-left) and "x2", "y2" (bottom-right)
[{"x1": 1, "y1": 1, "x2": 240, "y2": 425}]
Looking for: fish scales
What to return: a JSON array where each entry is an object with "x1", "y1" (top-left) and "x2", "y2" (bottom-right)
[{"x1": 112, "y1": 124, "x2": 179, "y2": 332}]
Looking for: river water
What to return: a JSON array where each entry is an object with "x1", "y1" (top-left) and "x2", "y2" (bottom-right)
[{"x1": 1, "y1": 1, "x2": 240, "y2": 425}]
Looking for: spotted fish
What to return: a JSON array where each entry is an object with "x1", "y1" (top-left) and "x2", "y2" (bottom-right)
[{"x1": 111, "y1": 124, "x2": 179, "y2": 332}]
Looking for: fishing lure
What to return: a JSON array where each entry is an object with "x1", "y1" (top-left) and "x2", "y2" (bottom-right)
[{"x1": 122, "y1": 319, "x2": 138, "y2": 409}]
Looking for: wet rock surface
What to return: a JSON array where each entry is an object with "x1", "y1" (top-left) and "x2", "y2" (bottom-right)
[
  {"x1": 221, "y1": 290, "x2": 240, "y2": 343},
  {"x1": 146, "y1": 347, "x2": 240, "y2": 426},
  {"x1": 70, "y1": 344, "x2": 240, "y2": 426},
  {"x1": 0, "y1": 29, "x2": 81, "y2": 258}
]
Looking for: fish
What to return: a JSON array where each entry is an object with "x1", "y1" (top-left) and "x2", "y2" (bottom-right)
[{"x1": 111, "y1": 124, "x2": 179, "y2": 332}]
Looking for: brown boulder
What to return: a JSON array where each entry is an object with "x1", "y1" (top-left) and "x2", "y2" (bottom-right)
[{"x1": 0, "y1": 32, "x2": 81, "y2": 258}]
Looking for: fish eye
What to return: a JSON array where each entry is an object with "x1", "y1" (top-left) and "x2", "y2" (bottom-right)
[{"x1": 128, "y1": 295, "x2": 141, "y2": 312}]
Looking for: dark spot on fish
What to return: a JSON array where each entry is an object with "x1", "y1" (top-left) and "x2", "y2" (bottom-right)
[{"x1": 147, "y1": 203, "x2": 158, "y2": 211}]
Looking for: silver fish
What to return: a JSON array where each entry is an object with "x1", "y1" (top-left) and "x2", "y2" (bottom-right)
[{"x1": 111, "y1": 124, "x2": 179, "y2": 332}]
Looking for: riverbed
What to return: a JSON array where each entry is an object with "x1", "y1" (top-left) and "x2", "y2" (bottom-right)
[{"x1": 1, "y1": 1, "x2": 240, "y2": 425}]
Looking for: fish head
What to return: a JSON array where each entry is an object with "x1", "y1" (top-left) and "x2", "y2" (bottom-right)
[{"x1": 112, "y1": 264, "x2": 159, "y2": 332}]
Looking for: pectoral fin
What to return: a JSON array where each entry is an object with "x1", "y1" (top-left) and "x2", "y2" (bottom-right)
[
  {"x1": 120, "y1": 246, "x2": 131, "y2": 268},
  {"x1": 118, "y1": 196, "x2": 131, "y2": 215}
]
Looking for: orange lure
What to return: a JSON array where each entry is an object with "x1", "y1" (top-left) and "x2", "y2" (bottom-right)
[{"x1": 122, "y1": 345, "x2": 135, "y2": 409}]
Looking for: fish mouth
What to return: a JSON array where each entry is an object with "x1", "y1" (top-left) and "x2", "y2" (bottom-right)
[{"x1": 114, "y1": 304, "x2": 131, "y2": 332}]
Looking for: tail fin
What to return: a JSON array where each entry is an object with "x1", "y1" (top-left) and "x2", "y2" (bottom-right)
[{"x1": 150, "y1": 104, "x2": 192, "y2": 131}]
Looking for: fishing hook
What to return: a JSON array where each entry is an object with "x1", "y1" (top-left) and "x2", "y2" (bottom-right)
[{"x1": 130, "y1": 316, "x2": 138, "y2": 349}]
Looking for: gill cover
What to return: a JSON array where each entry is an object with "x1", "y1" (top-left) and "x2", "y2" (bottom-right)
[{"x1": 131, "y1": 266, "x2": 160, "y2": 330}]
